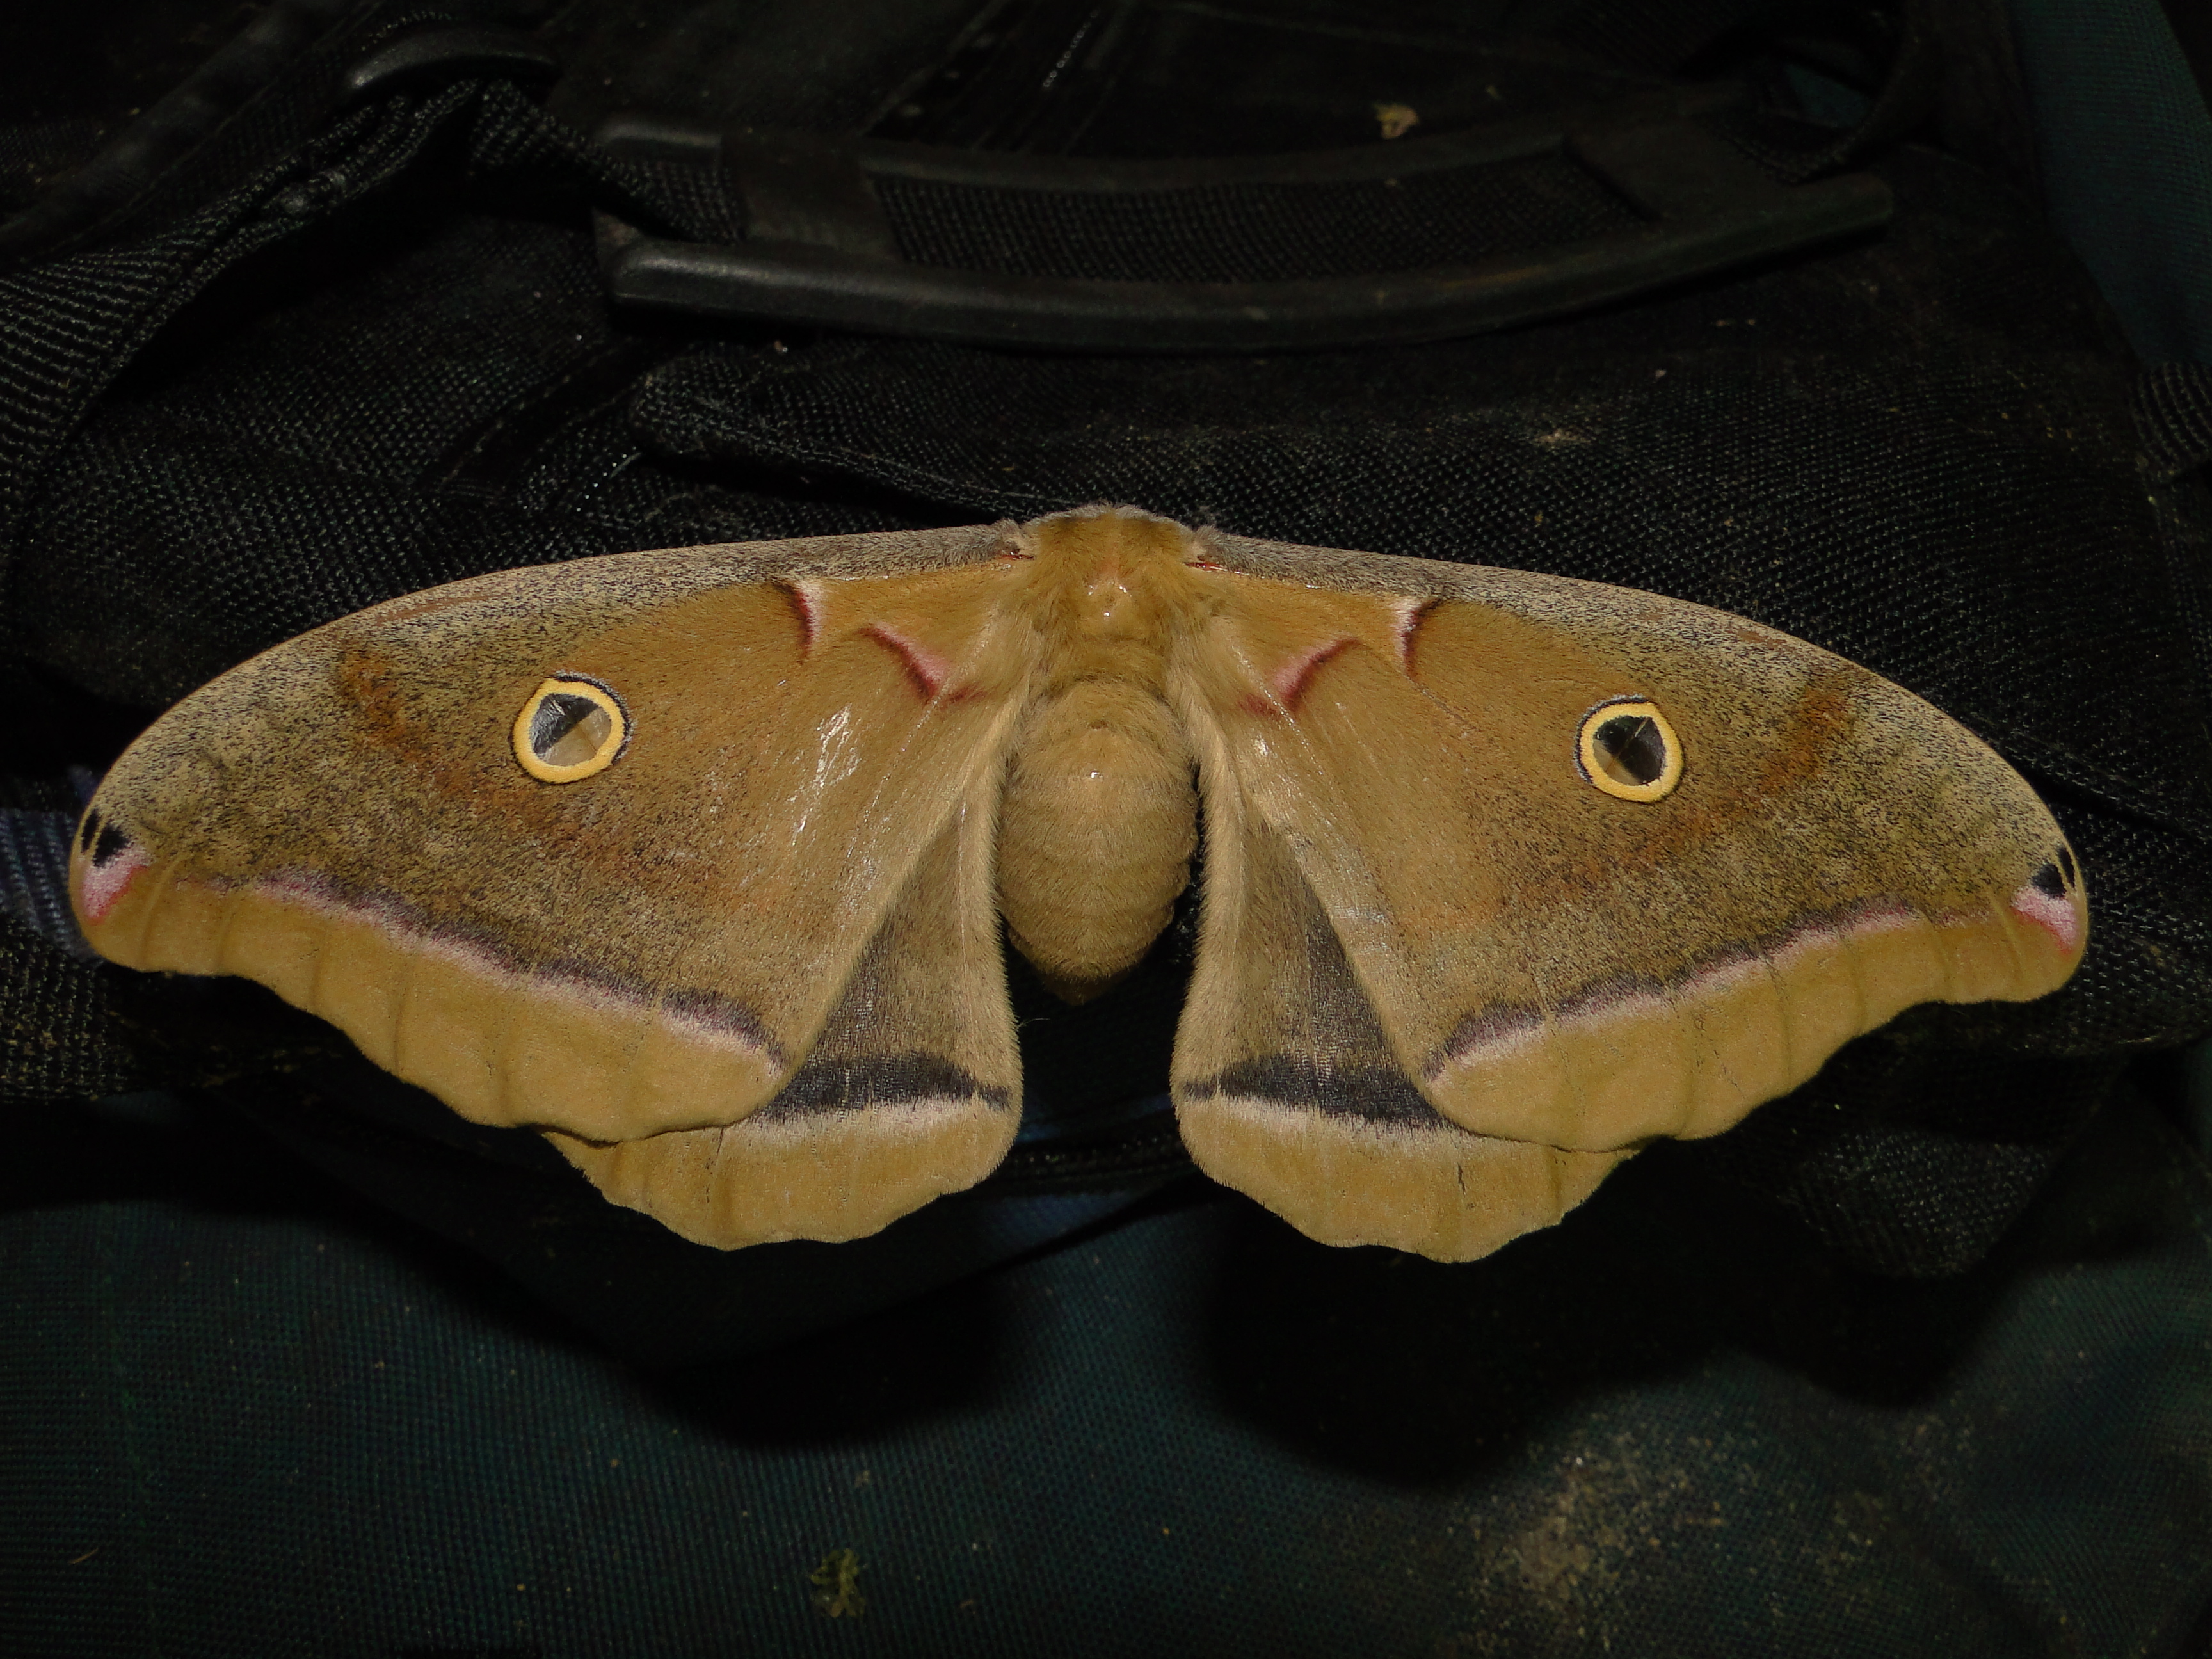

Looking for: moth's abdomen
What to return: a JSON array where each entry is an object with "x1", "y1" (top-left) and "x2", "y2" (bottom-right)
[{"x1": 997, "y1": 678, "x2": 1196, "y2": 1004}]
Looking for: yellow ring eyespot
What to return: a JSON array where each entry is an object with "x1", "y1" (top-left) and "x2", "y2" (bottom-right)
[
  {"x1": 513, "y1": 676, "x2": 629, "y2": 783},
  {"x1": 1576, "y1": 698, "x2": 1681, "y2": 803}
]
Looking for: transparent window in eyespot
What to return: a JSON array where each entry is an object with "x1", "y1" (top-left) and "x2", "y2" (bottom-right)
[
  {"x1": 532, "y1": 694, "x2": 613, "y2": 766},
  {"x1": 1592, "y1": 714, "x2": 1667, "y2": 786}
]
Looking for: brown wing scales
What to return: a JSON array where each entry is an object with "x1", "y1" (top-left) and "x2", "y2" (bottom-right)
[
  {"x1": 1179, "y1": 541, "x2": 2085, "y2": 1162},
  {"x1": 74, "y1": 532, "x2": 1032, "y2": 1161},
  {"x1": 1172, "y1": 765, "x2": 1621, "y2": 1260},
  {"x1": 551, "y1": 782, "x2": 1019, "y2": 1247}
]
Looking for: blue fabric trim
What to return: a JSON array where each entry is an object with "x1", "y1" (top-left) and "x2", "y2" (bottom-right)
[{"x1": 0, "y1": 808, "x2": 92, "y2": 960}]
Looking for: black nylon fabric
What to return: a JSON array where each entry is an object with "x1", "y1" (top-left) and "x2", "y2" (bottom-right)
[
  {"x1": 2138, "y1": 360, "x2": 2212, "y2": 479},
  {"x1": 0, "y1": 70, "x2": 698, "y2": 579},
  {"x1": 871, "y1": 154, "x2": 1641, "y2": 282},
  {"x1": 0, "y1": 913, "x2": 138, "y2": 1105}
]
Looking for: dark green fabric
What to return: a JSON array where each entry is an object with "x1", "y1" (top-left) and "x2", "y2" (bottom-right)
[
  {"x1": 3, "y1": 1080, "x2": 2208, "y2": 1656},
  {"x1": 2012, "y1": 0, "x2": 2212, "y2": 364}
]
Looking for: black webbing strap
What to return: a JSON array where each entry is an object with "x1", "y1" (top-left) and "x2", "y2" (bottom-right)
[{"x1": 0, "y1": 59, "x2": 684, "y2": 584}]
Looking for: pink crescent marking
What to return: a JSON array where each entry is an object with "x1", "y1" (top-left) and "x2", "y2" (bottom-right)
[
  {"x1": 2008, "y1": 879, "x2": 2083, "y2": 954},
  {"x1": 1251, "y1": 636, "x2": 1353, "y2": 717},
  {"x1": 781, "y1": 580, "x2": 826, "y2": 654},
  {"x1": 1391, "y1": 597, "x2": 1431, "y2": 672},
  {"x1": 77, "y1": 842, "x2": 150, "y2": 925},
  {"x1": 865, "y1": 623, "x2": 959, "y2": 701}
]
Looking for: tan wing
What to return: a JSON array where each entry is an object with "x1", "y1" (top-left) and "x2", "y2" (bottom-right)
[
  {"x1": 71, "y1": 525, "x2": 1034, "y2": 1192},
  {"x1": 1172, "y1": 735, "x2": 1622, "y2": 1260},
  {"x1": 548, "y1": 772, "x2": 1016, "y2": 1247},
  {"x1": 1173, "y1": 533, "x2": 2086, "y2": 1158}
]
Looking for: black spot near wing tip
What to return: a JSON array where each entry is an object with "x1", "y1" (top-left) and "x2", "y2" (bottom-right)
[
  {"x1": 76, "y1": 810, "x2": 100, "y2": 854},
  {"x1": 87, "y1": 817, "x2": 131, "y2": 869},
  {"x1": 2031, "y1": 853, "x2": 2076, "y2": 899}
]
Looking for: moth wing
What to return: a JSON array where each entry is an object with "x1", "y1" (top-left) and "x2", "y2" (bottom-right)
[
  {"x1": 1174, "y1": 534, "x2": 2086, "y2": 1169},
  {"x1": 1171, "y1": 742, "x2": 1623, "y2": 1260},
  {"x1": 549, "y1": 767, "x2": 1016, "y2": 1247},
  {"x1": 72, "y1": 525, "x2": 1032, "y2": 1243}
]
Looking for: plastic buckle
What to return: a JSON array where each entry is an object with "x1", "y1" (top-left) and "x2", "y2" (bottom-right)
[{"x1": 592, "y1": 85, "x2": 1891, "y2": 354}]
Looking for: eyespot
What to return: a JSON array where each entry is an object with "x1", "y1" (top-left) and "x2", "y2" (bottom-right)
[
  {"x1": 513, "y1": 675, "x2": 629, "y2": 783},
  {"x1": 1576, "y1": 698, "x2": 1682, "y2": 803}
]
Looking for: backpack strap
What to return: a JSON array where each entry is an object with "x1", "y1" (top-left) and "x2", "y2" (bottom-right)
[
  {"x1": 591, "y1": 84, "x2": 1891, "y2": 351},
  {"x1": 0, "y1": 17, "x2": 682, "y2": 577}
]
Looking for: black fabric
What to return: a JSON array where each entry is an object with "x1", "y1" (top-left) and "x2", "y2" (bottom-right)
[
  {"x1": 0, "y1": 911, "x2": 137, "y2": 1104},
  {"x1": 0, "y1": 1, "x2": 287, "y2": 221},
  {"x1": 0, "y1": 72, "x2": 690, "y2": 584},
  {"x1": 871, "y1": 155, "x2": 1640, "y2": 283},
  {"x1": 2136, "y1": 360, "x2": 2212, "y2": 479}
]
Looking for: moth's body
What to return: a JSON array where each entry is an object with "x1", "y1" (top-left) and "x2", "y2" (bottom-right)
[
  {"x1": 71, "y1": 508, "x2": 2087, "y2": 1262},
  {"x1": 997, "y1": 513, "x2": 1205, "y2": 1000}
]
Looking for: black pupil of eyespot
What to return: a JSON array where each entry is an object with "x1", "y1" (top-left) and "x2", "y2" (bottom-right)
[
  {"x1": 1593, "y1": 714, "x2": 1667, "y2": 786},
  {"x1": 531, "y1": 692, "x2": 612, "y2": 763},
  {"x1": 2030, "y1": 861, "x2": 2067, "y2": 899}
]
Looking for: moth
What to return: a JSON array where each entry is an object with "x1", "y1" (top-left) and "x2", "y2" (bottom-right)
[{"x1": 70, "y1": 507, "x2": 2086, "y2": 1261}]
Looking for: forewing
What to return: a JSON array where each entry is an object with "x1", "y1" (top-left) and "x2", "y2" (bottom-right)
[{"x1": 72, "y1": 524, "x2": 1035, "y2": 1149}]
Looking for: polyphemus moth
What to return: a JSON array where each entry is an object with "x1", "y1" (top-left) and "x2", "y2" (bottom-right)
[{"x1": 68, "y1": 507, "x2": 2086, "y2": 1262}]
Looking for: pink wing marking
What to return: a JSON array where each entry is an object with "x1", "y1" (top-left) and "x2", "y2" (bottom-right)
[
  {"x1": 2008, "y1": 878, "x2": 2084, "y2": 953},
  {"x1": 1247, "y1": 636, "x2": 1354, "y2": 717},
  {"x1": 781, "y1": 580, "x2": 826, "y2": 655},
  {"x1": 865, "y1": 623, "x2": 961, "y2": 701},
  {"x1": 1392, "y1": 597, "x2": 1435, "y2": 671},
  {"x1": 76, "y1": 842, "x2": 150, "y2": 924}
]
